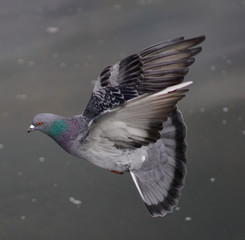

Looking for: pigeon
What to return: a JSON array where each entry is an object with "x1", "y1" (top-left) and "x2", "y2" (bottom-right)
[{"x1": 28, "y1": 36, "x2": 205, "y2": 217}]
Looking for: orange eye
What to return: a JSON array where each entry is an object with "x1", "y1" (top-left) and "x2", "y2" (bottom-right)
[{"x1": 37, "y1": 122, "x2": 42, "y2": 126}]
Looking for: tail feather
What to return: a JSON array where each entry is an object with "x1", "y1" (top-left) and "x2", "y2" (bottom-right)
[{"x1": 130, "y1": 109, "x2": 187, "y2": 217}]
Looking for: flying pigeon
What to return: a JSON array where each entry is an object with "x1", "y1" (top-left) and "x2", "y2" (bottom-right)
[{"x1": 28, "y1": 36, "x2": 205, "y2": 217}]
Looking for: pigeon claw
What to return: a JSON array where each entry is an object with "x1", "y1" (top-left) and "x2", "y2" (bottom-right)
[{"x1": 110, "y1": 170, "x2": 124, "y2": 175}]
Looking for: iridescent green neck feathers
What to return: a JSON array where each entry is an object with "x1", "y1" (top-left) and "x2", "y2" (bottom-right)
[{"x1": 49, "y1": 119, "x2": 68, "y2": 138}]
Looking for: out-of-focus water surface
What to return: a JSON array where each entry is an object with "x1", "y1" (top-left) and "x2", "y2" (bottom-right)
[{"x1": 0, "y1": 0, "x2": 244, "y2": 239}]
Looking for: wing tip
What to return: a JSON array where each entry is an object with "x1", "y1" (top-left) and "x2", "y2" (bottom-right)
[{"x1": 186, "y1": 35, "x2": 206, "y2": 46}]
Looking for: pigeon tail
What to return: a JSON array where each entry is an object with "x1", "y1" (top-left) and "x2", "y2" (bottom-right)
[{"x1": 130, "y1": 109, "x2": 187, "y2": 217}]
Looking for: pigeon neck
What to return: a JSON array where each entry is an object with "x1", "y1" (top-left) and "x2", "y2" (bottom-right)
[
  {"x1": 49, "y1": 118, "x2": 68, "y2": 138},
  {"x1": 48, "y1": 116, "x2": 86, "y2": 152}
]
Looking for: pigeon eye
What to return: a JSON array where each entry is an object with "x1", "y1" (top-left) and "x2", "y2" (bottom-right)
[{"x1": 37, "y1": 121, "x2": 43, "y2": 126}]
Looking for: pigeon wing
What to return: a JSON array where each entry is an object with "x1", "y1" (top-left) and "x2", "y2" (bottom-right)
[
  {"x1": 94, "y1": 36, "x2": 204, "y2": 93},
  {"x1": 83, "y1": 36, "x2": 205, "y2": 121},
  {"x1": 83, "y1": 82, "x2": 192, "y2": 149}
]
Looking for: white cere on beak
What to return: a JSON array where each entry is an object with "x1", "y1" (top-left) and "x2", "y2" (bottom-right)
[{"x1": 27, "y1": 124, "x2": 35, "y2": 133}]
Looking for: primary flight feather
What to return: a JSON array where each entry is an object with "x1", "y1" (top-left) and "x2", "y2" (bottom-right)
[{"x1": 28, "y1": 35, "x2": 205, "y2": 217}]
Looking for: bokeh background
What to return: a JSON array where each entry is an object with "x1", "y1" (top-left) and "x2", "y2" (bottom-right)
[{"x1": 0, "y1": 0, "x2": 244, "y2": 239}]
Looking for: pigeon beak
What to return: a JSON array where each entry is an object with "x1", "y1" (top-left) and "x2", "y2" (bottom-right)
[{"x1": 27, "y1": 124, "x2": 35, "y2": 133}]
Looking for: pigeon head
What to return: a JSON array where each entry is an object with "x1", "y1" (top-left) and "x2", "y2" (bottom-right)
[
  {"x1": 27, "y1": 113, "x2": 68, "y2": 139},
  {"x1": 27, "y1": 113, "x2": 82, "y2": 152}
]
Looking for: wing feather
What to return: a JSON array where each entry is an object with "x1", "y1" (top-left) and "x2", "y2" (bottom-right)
[
  {"x1": 83, "y1": 36, "x2": 205, "y2": 121},
  {"x1": 85, "y1": 82, "x2": 192, "y2": 148}
]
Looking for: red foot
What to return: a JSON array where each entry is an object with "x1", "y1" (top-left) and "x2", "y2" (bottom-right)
[{"x1": 110, "y1": 170, "x2": 124, "y2": 174}]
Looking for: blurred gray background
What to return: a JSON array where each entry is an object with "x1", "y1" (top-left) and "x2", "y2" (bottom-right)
[{"x1": 0, "y1": 0, "x2": 244, "y2": 239}]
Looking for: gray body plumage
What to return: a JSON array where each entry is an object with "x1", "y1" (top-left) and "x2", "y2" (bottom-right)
[{"x1": 28, "y1": 36, "x2": 205, "y2": 217}]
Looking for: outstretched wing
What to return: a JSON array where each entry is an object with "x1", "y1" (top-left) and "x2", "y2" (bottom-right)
[
  {"x1": 83, "y1": 36, "x2": 205, "y2": 121},
  {"x1": 84, "y1": 82, "x2": 191, "y2": 149}
]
